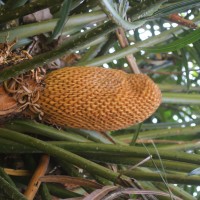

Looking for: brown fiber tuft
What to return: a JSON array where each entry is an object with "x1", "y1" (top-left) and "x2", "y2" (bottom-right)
[{"x1": 38, "y1": 66, "x2": 162, "y2": 131}]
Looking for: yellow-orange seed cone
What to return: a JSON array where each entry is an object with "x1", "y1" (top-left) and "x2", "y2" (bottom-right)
[{"x1": 38, "y1": 66, "x2": 162, "y2": 131}]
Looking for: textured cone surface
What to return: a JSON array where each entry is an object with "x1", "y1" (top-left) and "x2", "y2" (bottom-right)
[{"x1": 38, "y1": 66, "x2": 161, "y2": 131}]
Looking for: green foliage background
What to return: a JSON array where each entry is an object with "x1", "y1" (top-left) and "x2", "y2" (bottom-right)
[{"x1": 0, "y1": 0, "x2": 200, "y2": 199}]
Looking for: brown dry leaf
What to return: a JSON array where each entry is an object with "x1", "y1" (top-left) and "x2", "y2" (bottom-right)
[
  {"x1": 0, "y1": 40, "x2": 32, "y2": 68},
  {"x1": 168, "y1": 14, "x2": 197, "y2": 29},
  {"x1": 0, "y1": 40, "x2": 16, "y2": 66},
  {"x1": 4, "y1": 168, "x2": 31, "y2": 176},
  {"x1": 24, "y1": 155, "x2": 50, "y2": 200},
  {"x1": 116, "y1": 27, "x2": 140, "y2": 74},
  {"x1": 83, "y1": 186, "x2": 119, "y2": 200},
  {"x1": 40, "y1": 175, "x2": 103, "y2": 189},
  {"x1": 23, "y1": 8, "x2": 53, "y2": 23},
  {"x1": 62, "y1": 53, "x2": 81, "y2": 66}
]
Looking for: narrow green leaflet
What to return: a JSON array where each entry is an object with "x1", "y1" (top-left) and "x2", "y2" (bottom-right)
[
  {"x1": 99, "y1": 0, "x2": 167, "y2": 30},
  {"x1": 143, "y1": 28, "x2": 200, "y2": 53},
  {"x1": 153, "y1": 0, "x2": 200, "y2": 18},
  {"x1": 131, "y1": 0, "x2": 168, "y2": 21},
  {"x1": 129, "y1": 123, "x2": 142, "y2": 146},
  {"x1": 48, "y1": 0, "x2": 72, "y2": 42}
]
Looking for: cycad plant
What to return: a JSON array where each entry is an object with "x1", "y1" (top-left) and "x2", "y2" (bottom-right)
[{"x1": 0, "y1": 0, "x2": 200, "y2": 199}]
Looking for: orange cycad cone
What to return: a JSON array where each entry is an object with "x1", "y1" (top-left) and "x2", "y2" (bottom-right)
[
  {"x1": 0, "y1": 66, "x2": 161, "y2": 131},
  {"x1": 37, "y1": 66, "x2": 162, "y2": 131}
]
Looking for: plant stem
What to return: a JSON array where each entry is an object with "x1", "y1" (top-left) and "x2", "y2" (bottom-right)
[
  {"x1": 0, "y1": 11, "x2": 106, "y2": 43},
  {"x1": 39, "y1": 184, "x2": 52, "y2": 200},
  {"x1": 0, "y1": 136, "x2": 200, "y2": 165},
  {"x1": 123, "y1": 170, "x2": 200, "y2": 185},
  {"x1": 154, "y1": 183, "x2": 196, "y2": 200},
  {"x1": 0, "y1": 128, "x2": 131, "y2": 185},
  {"x1": 162, "y1": 93, "x2": 200, "y2": 105},
  {"x1": 6, "y1": 120, "x2": 89, "y2": 142},
  {"x1": 115, "y1": 119, "x2": 200, "y2": 131},
  {"x1": 159, "y1": 84, "x2": 200, "y2": 92},
  {"x1": 0, "y1": 167, "x2": 16, "y2": 188},
  {"x1": 114, "y1": 125, "x2": 200, "y2": 141},
  {"x1": 0, "y1": 176, "x2": 27, "y2": 200},
  {"x1": 81, "y1": 154, "x2": 199, "y2": 173},
  {"x1": 47, "y1": 142, "x2": 200, "y2": 165},
  {"x1": 160, "y1": 141, "x2": 200, "y2": 151},
  {"x1": 47, "y1": 183, "x2": 82, "y2": 198},
  {"x1": 0, "y1": 138, "x2": 39, "y2": 153}
]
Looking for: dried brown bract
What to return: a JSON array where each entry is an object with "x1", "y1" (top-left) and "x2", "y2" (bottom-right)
[
  {"x1": 3, "y1": 68, "x2": 45, "y2": 119},
  {"x1": 0, "y1": 40, "x2": 32, "y2": 68}
]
